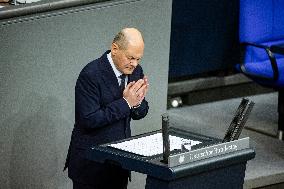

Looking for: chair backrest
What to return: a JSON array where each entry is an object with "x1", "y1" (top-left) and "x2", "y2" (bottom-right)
[{"x1": 240, "y1": 0, "x2": 284, "y2": 62}]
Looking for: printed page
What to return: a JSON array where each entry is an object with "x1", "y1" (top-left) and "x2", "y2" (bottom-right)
[{"x1": 108, "y1": 133, "x2": 202, "y2": 156}]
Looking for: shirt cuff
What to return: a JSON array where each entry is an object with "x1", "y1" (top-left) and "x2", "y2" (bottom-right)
[
  {"x1": 132, "y1": 103, "x2": 141, "y2": 109},
  {"x1": 123, "y1": 97, "x2": 131, "y2": 109}
]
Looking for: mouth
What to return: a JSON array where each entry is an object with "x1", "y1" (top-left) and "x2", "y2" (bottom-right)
[{"x1": 126, "y1": 66, "x2": 135, "y2": 71}]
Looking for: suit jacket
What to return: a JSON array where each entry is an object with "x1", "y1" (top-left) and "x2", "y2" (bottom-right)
[{"x1": 65, "y1": 50, "x2": 149, "y2": 186}]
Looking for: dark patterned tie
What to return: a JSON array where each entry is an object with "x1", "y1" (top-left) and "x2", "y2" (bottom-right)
[{"x1": 119, "y1": 74, "x2": 126, "y2": 92}]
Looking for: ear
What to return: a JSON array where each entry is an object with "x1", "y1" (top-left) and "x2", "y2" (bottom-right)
[{"x1": 111, "y1": 43, "x2": 119, "y2": 56}]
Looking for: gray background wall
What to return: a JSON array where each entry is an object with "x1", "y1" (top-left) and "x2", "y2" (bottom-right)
[{"x1": 0, "y1": 0, "x2": 172, "y2": 188}]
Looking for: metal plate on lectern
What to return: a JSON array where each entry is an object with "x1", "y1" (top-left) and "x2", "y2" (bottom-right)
[{"x1": 168, "y1": 137, "x2": 250, "y2": 167}]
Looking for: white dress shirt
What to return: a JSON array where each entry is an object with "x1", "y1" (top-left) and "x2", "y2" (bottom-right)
[
  {"x1": 107, "y1": 52, "x2": 131, "y2": 108},
  {"x1": 107, "y1": 52, "x2": 128, "y2": 87}
]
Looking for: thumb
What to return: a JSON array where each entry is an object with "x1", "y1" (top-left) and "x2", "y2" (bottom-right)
[{"x1": 124, "y1": 81, "x2": 135, "y2": 91}]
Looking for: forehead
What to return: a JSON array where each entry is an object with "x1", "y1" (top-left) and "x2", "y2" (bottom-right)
[{"x1": 123, "y1": 44, "x2": 144, "y2": 58}]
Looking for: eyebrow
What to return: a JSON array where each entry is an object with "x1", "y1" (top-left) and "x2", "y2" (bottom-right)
[{"x1": 127, "y1": 55, "x2": 141, "y2": 60}]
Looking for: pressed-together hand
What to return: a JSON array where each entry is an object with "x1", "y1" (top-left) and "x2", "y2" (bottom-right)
[{"x1": 123, "y1": 76, "x2": 149, "y2": 107}]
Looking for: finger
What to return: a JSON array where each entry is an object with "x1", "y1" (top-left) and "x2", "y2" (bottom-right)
[
  {"x1": 143, "y1": 80, "x2": 149, "y2": 88},
  {"x1": 136, "y1": 84, "x2": 147, "y2": 95},
  {"x1": 137, "y1": 94, "x2": 145, "y2": 104},
  {"x1": 126, "y1": 81, "x2": 135, "y2": 88},
  {"x1": 139, "y1": 82, "x2": 149, "y2": 95},
  {"x1": 124, "y1": 81, "x2": 135, "y2": 92},
  {"x1": 130, "y1": 79, "x2": 144, "y2": 91},
  {"x1": 143, "y1": 76, "x2": 148, "y2": 84},
  {"x1": 138, "y1": 93, "x2": 145, "y2": 99},
  {"x1": 144, "y1": 83, "x2": 149, "y2": 94},
  {"x1": 135, "y1": 79, "x2": 144, "y2": 87}
]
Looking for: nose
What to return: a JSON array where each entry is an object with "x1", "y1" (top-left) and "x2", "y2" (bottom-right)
[{"x1": 130, "y1": 59, "x2": 139, "y2": 67}]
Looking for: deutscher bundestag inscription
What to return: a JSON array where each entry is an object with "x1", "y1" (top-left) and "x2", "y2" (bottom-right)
[{"x1": 169, "y1": 137, "x2": 250, "y2": 167}]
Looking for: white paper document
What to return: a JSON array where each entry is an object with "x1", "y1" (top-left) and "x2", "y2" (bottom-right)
[{"x1": 108, "y1": 133, "x2": 202, "y2": 156}]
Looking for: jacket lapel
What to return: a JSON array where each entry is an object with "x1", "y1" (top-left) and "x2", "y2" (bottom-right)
[{"x1": 99, "y1": 51, "x2": 121, "y2": 98}]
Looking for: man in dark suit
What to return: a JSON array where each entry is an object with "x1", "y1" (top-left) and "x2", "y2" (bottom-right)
[{"x1": 64, "y1": 28, "x2": 149, "y2": 189}]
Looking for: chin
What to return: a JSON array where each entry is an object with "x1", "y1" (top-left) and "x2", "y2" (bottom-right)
[{"x1": 124, "y1": 70, "x2": 134, "y2": 75}]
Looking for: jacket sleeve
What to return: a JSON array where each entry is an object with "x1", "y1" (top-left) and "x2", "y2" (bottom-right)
[
  {"x1": 75, "y1": 70, "x2": 131, "y2": 129},
  {"x1": 131, "y1": 99, "x2": 149, "y2": 120}
]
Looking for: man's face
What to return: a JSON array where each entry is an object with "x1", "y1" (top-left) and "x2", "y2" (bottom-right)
[{"x1": 111, "y1": 43, "x2": 144, "y2": 75}]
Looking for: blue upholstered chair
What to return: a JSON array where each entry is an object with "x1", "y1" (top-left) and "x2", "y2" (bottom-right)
[{"x1": 236, "y1": 0, "x2": 284, "y2": 140}]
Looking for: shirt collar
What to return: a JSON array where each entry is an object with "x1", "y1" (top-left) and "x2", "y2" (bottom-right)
[{"x1": 107, "y1": 52, "x2": 123, "y2": 78}]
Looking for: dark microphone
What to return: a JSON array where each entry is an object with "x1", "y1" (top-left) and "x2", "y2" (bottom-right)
[{"x1": 162, "y1": 113, "x2": 170, "y2": 164}]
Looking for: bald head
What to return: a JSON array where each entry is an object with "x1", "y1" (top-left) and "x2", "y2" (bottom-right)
[{"x1": 113, "y1": 28, "x2": 144, "y2": 50}]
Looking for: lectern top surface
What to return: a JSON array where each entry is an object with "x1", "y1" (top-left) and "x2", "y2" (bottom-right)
[{"x1": 108, "y1": 132, "x2": 202, "y2": 156}]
